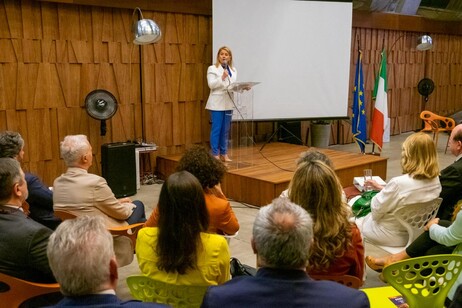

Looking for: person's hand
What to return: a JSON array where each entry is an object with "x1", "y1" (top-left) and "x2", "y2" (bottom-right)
[
  {"x1": 364, "y1": 179, "x2": 384, "y2": 191},
  {"x1": 424, "y1": 218, "x2": 439, "y2": 231},
  {"x1": 119, "y1": 197, "x2": 132, "y2": 203},
  {"x1": 222, "y1": 70, "x2": 229, "y2": 80}
]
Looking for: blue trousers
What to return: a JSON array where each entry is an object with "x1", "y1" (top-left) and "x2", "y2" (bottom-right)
[
  {"x1": 210, "y1": 110, "x2": 233, "y2": 156},
  {"x1": 126, "y1": 200, "x2": 146, "y2": 224}
]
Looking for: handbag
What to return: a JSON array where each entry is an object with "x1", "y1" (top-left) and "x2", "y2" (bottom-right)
[
  {"x1": 230, "y1": 257, "x2": 257, "y2": 278},
  {"x1": 351, "y1": 190, "x2": 379, "y2": 218}
]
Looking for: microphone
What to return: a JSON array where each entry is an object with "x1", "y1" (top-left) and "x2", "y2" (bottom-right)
[{"x1": 222, "y1": 60, "x2": 232, "y2": 77}]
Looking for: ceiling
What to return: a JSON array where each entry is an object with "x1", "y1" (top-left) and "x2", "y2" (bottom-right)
[{"x1": 353, "y1": 0, "x2": 462, "y2": 21}]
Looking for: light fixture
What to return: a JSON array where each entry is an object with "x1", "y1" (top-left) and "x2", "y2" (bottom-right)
[
  {"x1": 132, "y1": 7, "x2": 161, "y2": 45},
  {"x1": 416, "y1": 35, "x2": 433, "y2": 51}
]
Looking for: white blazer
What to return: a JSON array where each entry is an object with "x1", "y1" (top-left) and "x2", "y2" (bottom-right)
[
  {"x1": 358, "y1": 174, "x2": 441, "y2": 247},
  {"x1": 205, "y1": 64, "x2": 237, "y2": 111}
]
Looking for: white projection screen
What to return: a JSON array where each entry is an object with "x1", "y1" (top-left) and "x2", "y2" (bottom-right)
[{"x1": 213, "y1": 0, "x2": 353, "y2": 121}]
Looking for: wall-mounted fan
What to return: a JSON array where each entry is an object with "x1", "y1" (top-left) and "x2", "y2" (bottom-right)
[
  {"x1": 85, "y1": 89, "x2": 118, "y2": 136},
  {"x1": 417, "y1": 78, "x2": 435, "y2": 102}
]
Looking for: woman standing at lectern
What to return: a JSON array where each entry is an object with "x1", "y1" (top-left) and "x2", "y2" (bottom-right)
[{"x1": 206, "y1": 46, "x2": 237, "y2": 162}]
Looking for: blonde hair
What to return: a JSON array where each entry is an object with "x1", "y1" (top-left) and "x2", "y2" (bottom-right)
[
  {"x1": 288, "y1": 160, "x2": 352, "y2": 270},
  {"x1": 214, "y1": 46, "x2": 234, "y2": 69},
  {"x1": 401, "y1": 132, "x2": 439, "y2": 180},
  {"x1": 452, "y1": 200, "x2": 462, "y2": 222}
]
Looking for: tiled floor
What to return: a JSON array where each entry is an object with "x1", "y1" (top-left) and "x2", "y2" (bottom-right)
[{"x1": 117, "y1": 131, "x2": 454, "y2": 299}]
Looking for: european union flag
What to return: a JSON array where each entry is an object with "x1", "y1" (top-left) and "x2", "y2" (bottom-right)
[{"x1": 352, "y1": 50, "x2": 367, "y2": 153}]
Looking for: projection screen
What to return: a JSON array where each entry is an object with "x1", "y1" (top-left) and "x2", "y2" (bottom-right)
[{"x1": 212, "y1": 0, "x2": 353, "y2": 121}]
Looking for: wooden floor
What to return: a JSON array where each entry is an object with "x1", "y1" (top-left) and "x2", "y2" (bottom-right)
[{"x1": 156, "y1": 142, "x2": 388, "y2": 206}]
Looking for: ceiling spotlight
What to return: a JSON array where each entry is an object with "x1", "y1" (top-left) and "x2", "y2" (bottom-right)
[
  {"x1": 132, "y1": 7, "x2": 161, "y2": 45},
  {"x1": 416, "y1": 35, "x2": 433, "y2": 51}
]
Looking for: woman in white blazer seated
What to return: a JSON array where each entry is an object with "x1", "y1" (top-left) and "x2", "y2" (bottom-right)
[{"x1": 356, "y1": 132, "x2": 441, "y2": 247}]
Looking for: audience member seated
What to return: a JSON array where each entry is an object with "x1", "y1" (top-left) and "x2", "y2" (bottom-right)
[
  {"x1": 357, "y1": 132, "x2": 441, "y2": 247},
  {"x1": 438, "y1": 124, "x2": 462, "y2": 220},
  {"x1": 53, "y1": 135, "x2": 146, "y2": 266},
  {"x1": 287, "y1": 159, "x2": 364, "y2": 281},
  {"x1": 280, "y1": 149, "x2": 347, "y2": 202},
  {"x1": 137, "y1": 171, "x2": 230, "y2": 286},
  {"x1": 0, "y1": 158, "x2": 55, "y2": 283},
  {"x1": 366, "y1": 200, "x2": 462, "y2": 304},
  {"x1": 46, "y1": 215, "x2": 167, "y2": 307},
  {"x1": 53, "y1": 134, "x2": 146, "y2": 227},
  {"x1": 145, "y1": 145, "x2": 239, "y2": 235},
  {"x1": 200, "y1": 198, "x2": 369, "y2": 308},
  {"x1": 0, "y1": 131, "x2": 61, "y2": 229}
]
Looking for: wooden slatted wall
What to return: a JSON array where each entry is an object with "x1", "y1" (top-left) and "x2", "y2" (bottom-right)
[
  {"x1": 0, "y1": 0, "x2": 212, "y2": 185},
  {"x1": 2, "y1": 0, "x2": 462, "y2": 185}
]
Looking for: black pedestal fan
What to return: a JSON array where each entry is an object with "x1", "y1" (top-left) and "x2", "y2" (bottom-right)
[
  {"x1": 418, "y1": 78, "x2": 435, "y2": 102},
  {"x1": 85, "y1": 90, "x2": 118, "y2": 136}
]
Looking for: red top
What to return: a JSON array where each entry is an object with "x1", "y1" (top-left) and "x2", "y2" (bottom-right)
[{"x1": 307, "y1": 224, "x2": 365, "y2": 283}]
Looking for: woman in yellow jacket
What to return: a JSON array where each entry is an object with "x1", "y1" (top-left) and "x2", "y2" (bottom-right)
[{"x1": 136, "y1": 171, "x2": 230, "y2": 285}]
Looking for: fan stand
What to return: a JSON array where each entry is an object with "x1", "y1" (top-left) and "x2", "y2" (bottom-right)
[{"x1": 100, "y1": 120, "x2": 107, "y2": 136}]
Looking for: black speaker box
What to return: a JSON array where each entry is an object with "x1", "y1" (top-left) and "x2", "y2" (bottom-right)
[{"x1": 101, "y1": 142, "x2": 136, "y2": 198}]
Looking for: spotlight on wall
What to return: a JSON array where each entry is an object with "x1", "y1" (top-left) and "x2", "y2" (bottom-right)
[
  {"x1": 416, "y1": 35, "x2": 433, "y2": 51},
  {"x1": 132, "y1": 7, "x2": 161, "y2": 45}
]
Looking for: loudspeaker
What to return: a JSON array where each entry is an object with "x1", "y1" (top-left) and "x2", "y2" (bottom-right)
[{"x1": 101, "y1": 142, "x2": 136, "y2": 198}]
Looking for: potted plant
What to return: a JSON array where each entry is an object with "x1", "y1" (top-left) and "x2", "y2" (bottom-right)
[{"x1": 310, "y1": 120, "x2": 331, "y2": 148}]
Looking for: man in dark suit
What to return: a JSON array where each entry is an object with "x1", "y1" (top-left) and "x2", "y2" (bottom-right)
[
  {"x1": 201, "y1": 198, "x2": 370, "y2": 308},
  {"x1": 47, "y1": 215, "x2": 166, "y2": 307},
  {"x1": 438, "y1": 124, "x2": 462, "y2": 220},
  {"x1": 0, "y1": 131, "x2": 61, "y2": 229},
  {"x1": 0, "y1": 157, "x2": 55, "y2": 283}
]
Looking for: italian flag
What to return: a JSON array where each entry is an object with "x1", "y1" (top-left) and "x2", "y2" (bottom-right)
[{"x1": 371, "y1": 50, "x2": 390, "y2": 150}]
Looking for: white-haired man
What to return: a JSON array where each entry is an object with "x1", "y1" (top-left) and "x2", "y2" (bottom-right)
[
  {"x1": 53, "y1": 134, "x2": 146, "y2": 227},
  {"x1": 47, "y1": 216, "x2": 167, "y2": 307}
]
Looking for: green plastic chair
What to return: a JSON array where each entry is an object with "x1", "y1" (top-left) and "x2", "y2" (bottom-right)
[
  {"x1": 126, "y1": 275, "x2": 209, "y2": 308},
  {"x1": 382, "y1": 254, "x2": 462, "y2": 308}
]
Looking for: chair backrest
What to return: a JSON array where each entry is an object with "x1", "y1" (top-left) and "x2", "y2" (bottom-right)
[
  {"x1": 310, "y1": 274, "x2": 362, "y2": 289},
  {"x1": 0, "y1": 271, "x2": 60, "y2": 307},
  {"x1": 53, "y1": 210, "x2": 143, "y2": 248},
  {"x1": 394, "y1": 197, "x2": 442, "y2": 248},
  {"x1": 53, "y1": 210, "x2": 78, "y2": 220},
  {"x1": 108, "y1": 223, "x2": 144, "y2": 248},
  {"x1": 383, "y1": 254, "x2": 462, "y2": 308},
  {"x1": 126, "y1": 275, "x2": 209, "y2": 308},
  {"x1": 420, "y1": 110, "x2": 456, "y2": 132}
]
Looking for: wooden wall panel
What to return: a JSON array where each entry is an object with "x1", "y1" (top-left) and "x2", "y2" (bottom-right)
[
  {"x1": 346, "y1": 27, "x2": 462, "y2": 143},
  {"x1": 3, "y1": 0, "x2": 462, "y2": 185}
]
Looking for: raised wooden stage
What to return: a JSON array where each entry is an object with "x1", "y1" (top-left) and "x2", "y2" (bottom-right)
[{"x1": 156, "y1": 143, "x2": 388, "y2": 206}]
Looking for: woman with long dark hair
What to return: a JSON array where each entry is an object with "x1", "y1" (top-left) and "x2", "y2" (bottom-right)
[{"x1": 136, "y1": 171, "x2": 230, "y2": 285}]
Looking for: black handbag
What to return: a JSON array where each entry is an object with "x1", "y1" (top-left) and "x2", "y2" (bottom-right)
[{"x1": 230, "y1": 257, "x2": 257, "y2": 278}]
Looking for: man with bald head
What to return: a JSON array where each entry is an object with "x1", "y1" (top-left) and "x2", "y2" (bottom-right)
[
  {"x1": 201, "y1": 198, "x2": 369, "y2": 308},
  {"x1": 438, "y1": 123, "x2": 462, "y2": 220}
]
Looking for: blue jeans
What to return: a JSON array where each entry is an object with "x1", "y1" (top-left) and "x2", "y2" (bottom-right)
[
  {"x1": 210, "y1": 110, "x2": 233, "y2": 156},
  {"x1": 126, "y1": 200, "x2": 146, "y2": 224}
]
